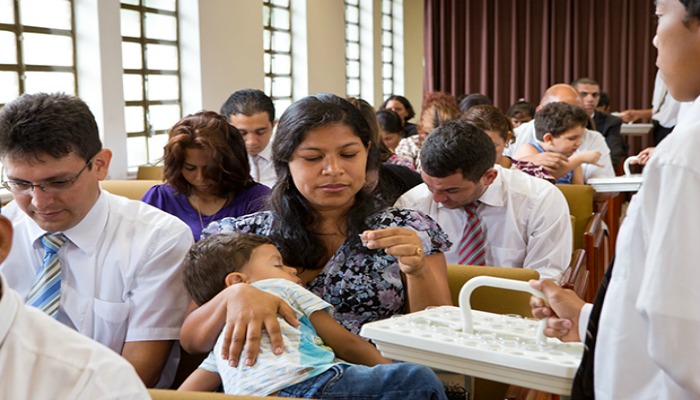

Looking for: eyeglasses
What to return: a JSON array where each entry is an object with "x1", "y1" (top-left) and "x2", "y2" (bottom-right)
[{"x1": 1, "y1": 156, "x2": 95, "y2": 195}]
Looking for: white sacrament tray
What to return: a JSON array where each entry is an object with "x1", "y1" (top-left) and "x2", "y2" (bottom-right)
[{"x1": 360, "y1": 276, "x2": 583, "y2": 395}]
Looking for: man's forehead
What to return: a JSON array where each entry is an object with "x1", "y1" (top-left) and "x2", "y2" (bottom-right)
[{"x1": 576, "y1": 83, "x2": 600, "y2": 93}]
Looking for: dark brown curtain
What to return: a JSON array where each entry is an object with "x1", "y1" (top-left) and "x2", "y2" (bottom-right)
[{"x1": 424, "y1": 0, "x2": 657, "y2": 113}]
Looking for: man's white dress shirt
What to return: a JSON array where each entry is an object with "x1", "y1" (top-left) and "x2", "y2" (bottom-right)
[
  {"x1": 0, "y1": 190, "x2": 193, "y2": 387},
  {"x1": 583, "y1": 97, "x2": 700, "y2": 398},
  {"x1": 249, "y1": 143, "x2": 277, "y2": 188},
  {"x1": 0, "y1": 273, "x2": 150, "y2": 399},
  {"x1": 395, "y1": 165, "x2": 571, "y2": 280}
]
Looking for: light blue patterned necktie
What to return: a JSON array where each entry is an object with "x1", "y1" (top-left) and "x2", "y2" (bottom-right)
[{"x1": 26, "y1": 233, "x2": 68, "y2": 318}]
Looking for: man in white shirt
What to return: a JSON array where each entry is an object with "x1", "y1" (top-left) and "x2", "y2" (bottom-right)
[
  {"x1": 0, "y1": 93, "x2": 193, "y2": 388},
  {"x1": 571, "y1": 77, "x2": 627, "y2": 167},
  {"x1": 531, "y1": 0, "x2": 700, "y2": 397},
  {"x1": 395, "y1": 120, "x2": 571, "y2": 280},
  {"x1": 0, "y1": 214, "x2": 150, "y2": 400},
  {"x1": 220, "y1": 89, "x2": 277, "y2": 188},
  {"x1": 504, "y1": 83, "x2": 616, "y2": 200}
]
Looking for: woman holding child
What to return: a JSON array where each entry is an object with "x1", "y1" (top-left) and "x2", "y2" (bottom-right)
[{"x1": 181, "y1": 94, "x2": 452, "y2": 362}]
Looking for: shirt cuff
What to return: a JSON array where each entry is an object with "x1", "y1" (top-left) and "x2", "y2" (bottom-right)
[{"x1": 578, "y1": 302, "x2": 594, "y2": 342}]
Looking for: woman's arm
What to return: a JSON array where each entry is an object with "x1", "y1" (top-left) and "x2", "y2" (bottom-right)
[
  {"x1": 363, "y1": 228, "x2": 452, "y2": 311},
  {"x1": 310, "y1": 311, "x2": 392, "y2": 366},
  {"x1": 403, "y1": 253, "x2": 452, "y2": 311},
  {"x1": 178, "y1": 369, "x2": 222, "y2": 392},
  {"x1": 180, "y1": 283, "x2": 299, "y2": 366}
]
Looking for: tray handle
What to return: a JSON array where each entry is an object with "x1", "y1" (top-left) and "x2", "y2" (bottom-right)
[{"x1": 458, "y1": 276, "x2": 548, "y2": 345}]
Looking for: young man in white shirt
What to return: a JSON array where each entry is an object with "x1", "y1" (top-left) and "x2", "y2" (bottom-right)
[
  {"x1": 395, "y1": 120, "x2": 571, "y2": 281},
  {"x1": 571, "y1": 77, "x2": 627, "y2": 167},
  {"x1": 220, "y1": 89, "x2": 277, "y2": 188},
  {"x1": 0, "y1": 93, "x2": 193, "y2": 388},
  {"x1": 531, "y1": 0, "x2": 700, "y2": 397},
  {"x1": 0, "y1": 214, "x2": 150, "y2": 399}
]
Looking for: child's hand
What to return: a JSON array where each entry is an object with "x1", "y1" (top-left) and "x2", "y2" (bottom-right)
[{"x1": 579, "y1": 150, "x2": 602, "y2": 166}]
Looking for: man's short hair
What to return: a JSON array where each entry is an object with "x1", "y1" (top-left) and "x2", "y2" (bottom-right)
[
  {"x1": 220, "y1": 89, "x2": 275, "y2": 122},
  {"x1": 0, "y1": 92, "x2": 102, "y2": 162},
  {"x1": 571, "y1": 77, "x2": 600, "y2": 88},
  {"x1": 534, "y1": 102, "x2": 589, "y2": 141},
  {"x1": 420, "y1": 119, "x2": 496, "y2": 182},
  {"x1": 680, "y1": 0, "x2": 700, "y2": 20},
  {"x1": 182, "y1": 233, "x2": 274, "y2": 306}
]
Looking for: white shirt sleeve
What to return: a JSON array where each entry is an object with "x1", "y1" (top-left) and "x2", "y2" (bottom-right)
[{"x1": 521, "y1": 187, "x2": 572, "y2": 281}]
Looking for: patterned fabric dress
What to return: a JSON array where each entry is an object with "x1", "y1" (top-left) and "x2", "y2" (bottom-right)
[{"x1": 202, "y1": 208, "x2": 451, "y2": 334}]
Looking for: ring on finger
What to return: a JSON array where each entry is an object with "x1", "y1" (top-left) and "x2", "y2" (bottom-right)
[{"x1": 414, "y1": 245, "x2": 423, "y2": 256}]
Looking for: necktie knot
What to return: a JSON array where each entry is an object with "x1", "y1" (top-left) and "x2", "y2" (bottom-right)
[
  {"x1": 41, "y1": 233, "x2": 68, "y2": 254},
  {"x1": 464, "y1": 201, "x2": 480, "y2": 216}
]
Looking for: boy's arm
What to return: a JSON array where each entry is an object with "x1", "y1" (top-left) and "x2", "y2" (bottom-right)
[
  {"x1": 178, "y1": 368, "x2": 223, "y2": 392},
  {"x1": 515, "y1": 144, "x2": 573, "y2": 179},
  {"x1": 571, "y1": 166, "x2": 584, "y2": 185},
  {"x1": 309, "y1": 311, "x2": 392, "y2": 366},
  {"x1": 513, "y1": 142, "x2": 538, "y2": 160}
]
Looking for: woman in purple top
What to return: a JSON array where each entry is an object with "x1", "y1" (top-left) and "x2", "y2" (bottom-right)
[{"x1": 142, "y1": 111, "x2": 270, "y2": 240}]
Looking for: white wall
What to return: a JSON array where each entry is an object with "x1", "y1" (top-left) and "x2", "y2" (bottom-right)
[{"x1": 70, "y1": 0, "x2": 423, "y2": 178}]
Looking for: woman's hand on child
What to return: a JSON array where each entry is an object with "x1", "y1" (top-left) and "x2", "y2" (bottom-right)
[
  {"x1": 220, "y1": 284, "x2": 299, "y2": 367},
  {"x1": 361, "y1": 228, "x2": 426, "y2": 275}
]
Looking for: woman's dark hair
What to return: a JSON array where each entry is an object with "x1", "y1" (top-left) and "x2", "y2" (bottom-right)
[
  {"x1": 379, "y1": 94, "x2": 416, "y2": 121},
  {"x1": 376, "y1": 109, "x2": 404, "y2": 134},
  {"x1": 507, "y1": 99, "x2": 537, "y2": 119},
  {"x1": 346, "y1": 97, "x2": 392, "y2": 163},
  {"x1": 462, "y1": 104, "x2": 515, "y2": 144},
  {"x1": 458, "y1": 93, "x2": 492, "y2": 114},
  {"x1": 162, "y1": 111, "x2": 254, "y2": 198},
  {"x1": 269, "y1": 94, "x2": 380, "y2": 270}
]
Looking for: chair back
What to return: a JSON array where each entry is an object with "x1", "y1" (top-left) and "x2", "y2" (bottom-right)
[
  {"x1": 447, "y1": 265, "x2": 539, "y2": 400},
  {"x1": 446, "y1": 264, "x2": 539, "y2": 318},
  {"x1": 100, "y1": 180, "x2": 161, "y2": 200},
  {"x1": 137, "y1": 165, "x2": 164, "y2": 180},
  {"x1": 556, "y1": 184, "x2": 594, "y2": 249},
  {"x1": 560, "y1": 249, "x2": 588, "y2": 299},
  {"x1": 584, "y1": 203, "x2": 610, "y2": 302}
]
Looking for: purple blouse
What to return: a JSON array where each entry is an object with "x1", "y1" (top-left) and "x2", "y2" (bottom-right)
[{"x1": 141, "y1": 183, "x2": 271, "y2": 240}]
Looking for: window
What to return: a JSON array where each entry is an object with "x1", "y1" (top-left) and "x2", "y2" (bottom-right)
[
  {"x1": 344, "y1": 0, "x2": 361, "y2": 98},
  {"x1": 120, "y1": 0, "x2": 181, "y2": 168},
  {"x1": 381, "y1": 0, "x2": 394, "y2": 99},
  {"x1": 263, "y1": 0, "x2": 292, "y2": 114},
  {"x1": 0, "y1": 0, "x2": 77, "y2": 107}
]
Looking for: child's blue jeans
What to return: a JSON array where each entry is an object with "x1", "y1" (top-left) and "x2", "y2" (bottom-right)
[{"x1": 277, "y1": 362, "x2": 447, "y2": 400}]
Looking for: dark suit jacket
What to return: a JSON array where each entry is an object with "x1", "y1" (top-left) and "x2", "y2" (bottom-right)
[{"x1": 593, "y1": 111, "x2": 628, "y2": 168}]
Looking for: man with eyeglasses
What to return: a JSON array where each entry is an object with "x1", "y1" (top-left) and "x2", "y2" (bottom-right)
[{"x1": 0, "y1": 93, "x2": 193, "y2": 388}]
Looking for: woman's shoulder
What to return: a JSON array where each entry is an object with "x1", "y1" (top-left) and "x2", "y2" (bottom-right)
[
  {"x1": 202, "y1": 210, "x2": 274, "y2": 237},
  {"x1": 368, "y1": 207, "x2": 452, "y2": 253},
  {"x1": 368, "y1": 207, "x2": 439, "y2": 230},
  {"x1": 142, "y1": 183, "x2": 180, "y2": 203}
]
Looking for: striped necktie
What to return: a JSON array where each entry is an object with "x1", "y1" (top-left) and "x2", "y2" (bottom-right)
[
  {"x1": 458, "y1": 202, "x2": 486, "y2": 265},
  {"x1": 26, "y1": 233, "x2": 68, "y2": 318}
]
